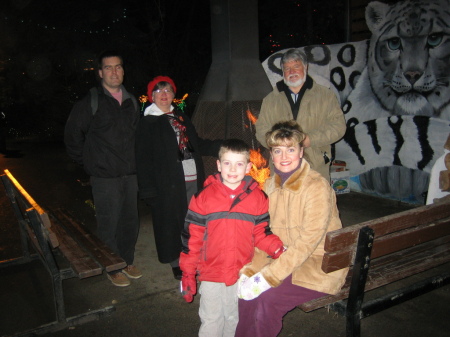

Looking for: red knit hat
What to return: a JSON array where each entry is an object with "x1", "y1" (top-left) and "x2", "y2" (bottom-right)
[{"x1": 147, "y1": 76, "x2": 177, "y2": 102}]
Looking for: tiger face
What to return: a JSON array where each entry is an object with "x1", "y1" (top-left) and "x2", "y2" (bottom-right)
[{"x1": 365, "y1": 0, "x2": 450, "y2": 117}]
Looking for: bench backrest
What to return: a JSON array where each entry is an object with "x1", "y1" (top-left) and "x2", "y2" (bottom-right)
[
  {"x1": 1, "y1": 169, "x2": 59, "y2": 248},
  {"x1": 322, "y1": 195, "x2": 450, "y2": 274},
  {"x1": 299, "y1": 195, "x2": 450, "y2": 313}
]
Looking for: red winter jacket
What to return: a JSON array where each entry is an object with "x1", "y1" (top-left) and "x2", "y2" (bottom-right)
[{"x1": 180, "y1": 174, "x2": 283, "y2": 286}]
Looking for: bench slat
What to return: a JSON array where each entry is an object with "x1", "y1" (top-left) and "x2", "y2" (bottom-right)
[
  {"x1": 300, "y1": 242, "x2": 450, "y2": 312},
  {"x1": 326, "y1": 196, "x2": 450, "y2": 252},
  {"x1": 371, "y1": 218, "x2": 450, "y2": 257},
  {"x1": 360, "y1": 235, "x2": 450, "y2": 272},
  {"x1": 322, "y1": 219, "x2": 450, "y2": 273},
  {"x1": 52, "y1": 208, "x2": 126, "y2": 273},
  {"x1": 322, "y1": 235, "x2": 450, "y2": 276},
  {"x1": 50, "y1": 221, "x2": 103, "y2": 279}
]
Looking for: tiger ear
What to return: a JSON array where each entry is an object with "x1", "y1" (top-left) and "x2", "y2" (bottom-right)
[{"x1": 365, "y1": 1, "x2": 390, "y2": 34}]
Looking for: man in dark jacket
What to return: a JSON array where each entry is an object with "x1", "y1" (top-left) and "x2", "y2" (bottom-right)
[{"x1": 64, "y1": 51, "x2": 141, "y2": 287}]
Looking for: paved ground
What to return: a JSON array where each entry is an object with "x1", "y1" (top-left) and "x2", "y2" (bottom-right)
[{"x1": 0, "y1": 141, "x2": 449, "y2": 337}]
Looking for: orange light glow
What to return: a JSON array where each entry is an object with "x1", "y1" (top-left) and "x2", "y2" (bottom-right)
[
  {"x1": 249, "y1": 149, "x2": 270, "y2": 189},
  {"x1": 245, "y1": 108, "x2": 270, "y2": 188},
  {"x1": 173, "y1": 93, "x2": 189, "y2": 105},
  {"x1": 246, "y1": 109, "x2": 258, "y2": 125},
  {"x1": 139, "y1": 95, "x2": 148, "y2": 104}
]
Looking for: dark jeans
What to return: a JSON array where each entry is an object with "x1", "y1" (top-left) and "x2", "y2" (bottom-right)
[
  {"x1": 90, "y1": 175, "x2": 140, "y2": 268},
  {"x1": 235, "y1": 275, "x2": 326, "y2": 337}
]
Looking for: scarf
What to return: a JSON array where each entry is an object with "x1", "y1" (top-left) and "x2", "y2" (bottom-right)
[
  {"x1": 276, "y1": 76, "x2": 313, "y2": 120},
  {"x1": 273, "y1": 159, "x2": 302, "y2": 185},
  {"x1": 143, "y1": 103, "x2": 193, "y2": 161},
  {"x1": 166, "y1": 113, "x2": 194, "y2": 161}
]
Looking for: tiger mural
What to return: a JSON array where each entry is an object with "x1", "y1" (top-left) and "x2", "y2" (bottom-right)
[{"x1": 262, "y1": 0, "x2": 450, "y2": 203}]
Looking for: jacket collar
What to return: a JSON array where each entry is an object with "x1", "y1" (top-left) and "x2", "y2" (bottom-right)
[
  {"x1": 207, "y1": 173, "x2": 257, "y2": 191},
  {"x1": 206, "y1": 174, "x2": 260, "y2": 208},
  {"x1": 100, "y1": 84, "x2": 131, "y2": 100},
  {"x1": 143, "y1": 102, "x2": 175, "y2": 116},
  {"x1": 275, "y1": 75, "x2": 313, "y2": 94},
  {"x1": 267, "y1": 160, "x2": 310, "y2": 194}
]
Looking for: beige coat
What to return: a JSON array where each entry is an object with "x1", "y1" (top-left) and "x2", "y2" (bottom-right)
[
  {"x1": 241, "y1": 160, "x2": 348, "y2": 295},
  {"x1": 255, "y1": 77, "x2": 346, "y2": 181}
]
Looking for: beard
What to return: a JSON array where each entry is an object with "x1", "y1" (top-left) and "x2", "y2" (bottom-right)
[{"x1": 284, "y1": 73, "x2": 306, "y2": 88}]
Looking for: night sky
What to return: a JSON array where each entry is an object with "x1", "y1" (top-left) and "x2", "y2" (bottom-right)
[{"x1": 0, "y1": 0, "x2": 346, "y2": 139}]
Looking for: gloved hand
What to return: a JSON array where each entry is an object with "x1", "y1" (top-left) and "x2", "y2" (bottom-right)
[
  {"x1": 270, "y1": 245, "x2": 287, "y2": 259},
  {"x1": 237, "y1": 272, "x2": 271, "y2": 300},
  {"x1": 236, "y1": 274, "x2": 249, "y2": 298},
  {"x1": 180, "y1": 273, "x2": 197, "y2": 303}
]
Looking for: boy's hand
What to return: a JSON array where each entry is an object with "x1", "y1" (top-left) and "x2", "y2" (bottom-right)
[
  {"x1": 270, "y1": 245, "x2": 287, "y2": 259},
  {"x1": 180, "y1": 273, "x2": 197, "y2": 303}
]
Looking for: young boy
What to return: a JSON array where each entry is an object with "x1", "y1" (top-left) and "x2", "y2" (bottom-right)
[{"x1": 179, "y1": 139, "x2": 286, "y2": 337}]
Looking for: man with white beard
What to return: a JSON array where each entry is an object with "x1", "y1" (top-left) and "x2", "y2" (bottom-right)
[{"x1": 255, "y1": 49, "x2": 346, "y2": 181}]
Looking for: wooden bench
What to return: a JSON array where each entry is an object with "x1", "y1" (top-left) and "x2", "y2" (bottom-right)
[
  {"x1": 0, "y1": 169, "x2": 127, "y2": 336},
  {"x1": 298, "y1": 194, "x2": 450, "y2": 337}
]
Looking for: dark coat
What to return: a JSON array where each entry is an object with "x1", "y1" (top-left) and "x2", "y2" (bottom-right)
[
  {"x1": 136, "y1": 109, "x2": 221, "y2": 263},
  {"x1": 65, "y1": 85, "x2": 139, "y2": 178}
]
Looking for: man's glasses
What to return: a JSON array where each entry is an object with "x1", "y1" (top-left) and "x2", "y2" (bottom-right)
[{"x1": 282, "y1": 65, "x2": 303, "y2": 73}]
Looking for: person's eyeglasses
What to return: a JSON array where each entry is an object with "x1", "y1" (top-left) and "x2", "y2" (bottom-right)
[
  {"x1": 154, "y1": 89, "x2": 173, "y2": 94},
  {"x1": 282, "y1": 65, "x2": 303, "y2": 73}
]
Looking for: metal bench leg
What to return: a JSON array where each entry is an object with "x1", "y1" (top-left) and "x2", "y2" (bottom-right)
[
  {"x1": 27, "y1": 209, "x2": 68, "y2": 323},
  {"x1": 52, "y1": 273, "x2": 66, "y2": 323},
  {"x1": 346, "y1": 226, "x2": 374, "y2": 337},
  {"x1": 1, "y1": 175, "x2": 32, "y2": 260}
]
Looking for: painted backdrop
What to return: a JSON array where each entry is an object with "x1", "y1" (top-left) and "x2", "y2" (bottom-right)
[{"x1": 262, "y1": 0, "x2": 450, "y2": 203}]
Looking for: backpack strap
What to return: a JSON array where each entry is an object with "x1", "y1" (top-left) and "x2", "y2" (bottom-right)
[
  {"x1": 90, "y1": 87, "x2": 99, "y2": 116},
  {"x1": 130, "y1": 95, "x2": 138, "y2": 112},
  {"x1": 90, "y1": 86, "x2": 138, "y2": 115}
]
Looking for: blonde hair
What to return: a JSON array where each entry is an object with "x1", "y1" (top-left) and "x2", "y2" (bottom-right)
[
  {"x1": 265, "y1": 120, "x2": 306, "y2": 148},
  {"x1": 218, "y1": 139, "x2": 250, "y2": 161}
]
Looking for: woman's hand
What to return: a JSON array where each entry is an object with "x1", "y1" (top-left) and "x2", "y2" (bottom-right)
[
  {"x1": 236, "y1": 274, "x2": 249, "y2": 298},
  {"x1": 237, "y1": 272, "x2": 271, "y2": 300}
]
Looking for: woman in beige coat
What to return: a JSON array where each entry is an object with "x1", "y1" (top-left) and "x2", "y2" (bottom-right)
[{"x1": 235, "y1": 120, "x2": 347, "y2": 337}]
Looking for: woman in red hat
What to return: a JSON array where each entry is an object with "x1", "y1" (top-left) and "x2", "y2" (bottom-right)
[{"x1": 136, "y1": 76, "x2": 221, "y2": 280}]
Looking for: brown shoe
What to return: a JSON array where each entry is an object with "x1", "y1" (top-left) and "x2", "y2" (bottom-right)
[
  {"x1": 107, "y1": 272, "x2": 131, "y2": 287},
  {"x1": 122, "y1": 265, "x2": 143, "y2": 279}
]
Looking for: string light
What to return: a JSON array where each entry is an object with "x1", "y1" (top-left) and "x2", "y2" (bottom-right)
[
  {"x1": 139, "y1": 93, "x2": 189, "y2": 113},
  {"x1": 173, "y1": 93, "x2": 189, "y2": 112},
  {"x1": 1, "y1": 7, "x2": 130, "y2": 35},
  {"x1": 139, "y1": 95, "x2": 148, "y2": 112}
]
